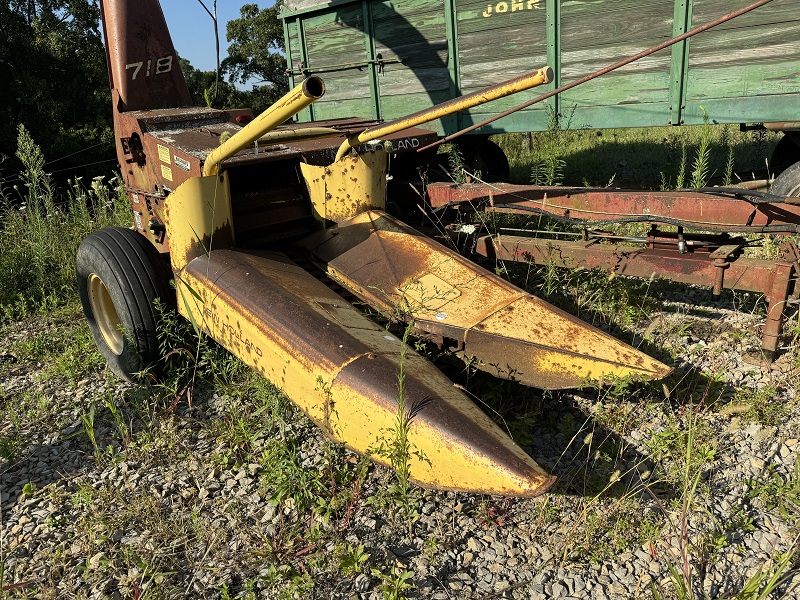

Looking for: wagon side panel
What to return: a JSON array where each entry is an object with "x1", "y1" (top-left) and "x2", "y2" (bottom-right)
[
  {"x1": 683, "y1": 0, "x2": 800, "y2": 126},
  {"x1": 372, "y1": 0, "x2": 455, "y2": 135},
  {"x1": 285, "y1": 4, "x2": 375, "y2": 122},
  {"x1": 454, "y1": 0, "x2": 550, "y2": 133},
  {"x1": 556, "y1": 0, "x2": 676, "y2": 130}
]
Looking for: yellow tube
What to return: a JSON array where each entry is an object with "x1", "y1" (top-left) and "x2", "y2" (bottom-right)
[
  {"x1": 203, "y1": 76, "x2": 326, "y2": 176},
  {"x1": 335, "y1": 66, "x2": 552, "y2": 161}
]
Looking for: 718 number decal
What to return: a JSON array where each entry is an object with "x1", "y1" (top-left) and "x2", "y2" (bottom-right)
[{"x1": 125, "y1": 56, "x2": 173, "y2": 80}]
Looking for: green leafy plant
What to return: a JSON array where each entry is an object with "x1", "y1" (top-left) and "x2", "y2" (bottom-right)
[
  {"x1": 530, "y1": 106, "x2": 567, "y2": 186},
  {"x1": 733, "y1": 386, "x2": 788, "y2": 427},
  {"x1": 721, "y1": 124, "x2": 736, "y2": 187},
  {"x1": 734, "y1": 548, "x2": 799, "y2": 600},
  {"x1": 261, "y1": 438, "x2": 327, "y2": 514},
  {"x1": 371, "y1": 566, "x2": 414, "y2": 600},
  {"x1": 441, "y1": 143, "x2": 481, "y2": 184},
  {"x1": 368, "y1": 323, "x2": 429, "y2": 527},
  {"x1": 81, "y1": 402, "x2": 100, "y2": 461},
  {"x1": 676, "y1": 140, "x2": 688, "y2": 190},
  {"x1": 422, "y1": 536, "x2": 439, "y2": 562},
  {"x1": 336, "y1": 543, "x2": 370, "y2": 576},
  {"x1": 690, "y1": 108, "x2": 713, "y2": 189},
  {"x1": 646, "y1": 408, "x2": 722, "y2": 599},
  {"x1": 389, "y1": 324, "x2": 415, "y2": 514},
  {"x1": 531, "y1": 156, "x2": 566, "y2": 186},
  {"x1": 282, "y1": 572, "x2": 314, "y2": 599},
  {"x1": 539, "y1": 242, "x2": 566, "y2": 299},
  {"x1": 444, "y1": 143, "x2": 467, "y2": 184},
  {"x1": 0, "y1": 126, "x2": 130, "y2": 320},
  {"x1": 0, "y1": 436, "x2": 19, "y2": 462},
  {"x1": 747, "y1": 457, "x2": 800, "y2": 519},
  {"x1": 652, "y1": 545, "x2": 798, "y2": 600},
  {"x1": 101, "y1": 391, "x2": 131, "y2": 449},
  {"x1": 152, "y1": 293, "x2": 255, "y2": 418}
]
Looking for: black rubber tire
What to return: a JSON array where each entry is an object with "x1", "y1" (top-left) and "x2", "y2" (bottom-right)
[
  {"x1": 76, "y1": 227, "x2": 172, "y2": 381},
  {"x1": 770, "y1": 135, "x2": 800, "y2": 177},
  {"x1": 475, "y1": 139, "x2": 511, "y2": 181},
  {"x1": 772, "y1": 161, "x2": 800, "y2": 197},
  {"x1": 455, "y1": 137, "x2": 511, "y2": 181}
]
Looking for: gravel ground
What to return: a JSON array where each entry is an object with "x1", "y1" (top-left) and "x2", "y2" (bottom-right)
[{"x1": 1, "y1": 284, "x2": 799, "y2": 599}]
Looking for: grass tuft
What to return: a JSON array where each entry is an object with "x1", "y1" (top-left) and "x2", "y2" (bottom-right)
[{"x1": 0, "y1": 125, "x2": 131, "y2": 320}]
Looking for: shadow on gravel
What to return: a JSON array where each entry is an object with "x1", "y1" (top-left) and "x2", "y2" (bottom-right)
[
  {"x1": 434, "y1": 276, "x2": 775, "y2": 504},
  {"x1": 0, "y1": 381, "x2": 220, "y2": 514}
]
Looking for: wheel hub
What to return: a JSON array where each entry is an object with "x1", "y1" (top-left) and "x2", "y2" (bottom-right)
[{"x1": 87, "y1": 273, "x2": 124, "y2": 355}]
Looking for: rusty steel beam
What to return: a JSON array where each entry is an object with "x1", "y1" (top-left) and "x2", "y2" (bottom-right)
[
  {"x1": 476, "y1": 234, "x2": 797, "y2": 359},
  {"x1": 426, "y1": 183, "x2": 800, "y2": 232}
]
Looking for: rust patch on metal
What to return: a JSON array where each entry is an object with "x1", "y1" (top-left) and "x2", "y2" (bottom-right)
[{"x1": 100, "y1": 0, "x2": 192, "y2": 113}]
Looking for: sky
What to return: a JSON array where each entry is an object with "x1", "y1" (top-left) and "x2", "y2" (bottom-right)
[{"x1": 161, "y1": 1, "x2": 276, "y2": 73}]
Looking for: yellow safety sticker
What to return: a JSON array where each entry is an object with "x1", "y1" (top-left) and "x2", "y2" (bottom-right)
[
  {"x1": 157, "y1": 144, "x2": 171, "y2": 164},
  {"x1": 161, "y1": 165, "x2": 173, "y2": 181}
]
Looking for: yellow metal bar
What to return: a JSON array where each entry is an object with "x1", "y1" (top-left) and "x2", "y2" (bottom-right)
[
  {"x1": 203, "y1": 76, "x2": 326, "y2": 176},
  {"x1": 335, "y1": 66, "x2": 552, "y2": 161}
]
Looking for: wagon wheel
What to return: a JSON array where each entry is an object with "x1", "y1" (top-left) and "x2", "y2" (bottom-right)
[
  {"x1": 76, "y1": 227, "x2": 173, "y2": 381},
  {"x1": 771, "y1": 161, "x2": 800, "y2": 198},
  {"x1": 769, "y1": 135, "x2": 800, "y2": 178},
  {"x1": 474, "y1": 139, "x2": 510, "y2": 181},
  {"x1": 456, "y1": 138, "x2": 511, "y2": 181}
]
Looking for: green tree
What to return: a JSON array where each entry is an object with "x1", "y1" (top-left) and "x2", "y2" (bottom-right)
[
  {"x1": 0, "y1": 1, "x2": 112, "y2": 181},
  {"x1": 222, "y1": 3, "x2": 287, "y2": 113},
  {"x1": 179, "y1": 56, "x2": 252, "y2": 110},
  {"x1": 181, "y1": 56, "x2": 222, "y2": 106}
]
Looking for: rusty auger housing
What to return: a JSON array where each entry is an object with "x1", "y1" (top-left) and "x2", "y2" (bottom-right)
[{"x1": 79, "y1": 0, "x2": 671, "y2": 498}]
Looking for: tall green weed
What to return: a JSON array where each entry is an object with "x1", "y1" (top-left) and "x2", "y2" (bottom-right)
[
  {"x1": 689, "y1": 109, "x2": 713, "y2": 189},
  {"x1": 498, "y1": 120, "x2": 776, "y2": 187},
  {"x1": 530, "y1": 106, "x2": 568, "y2": 186},
  {"x1": 0, "y1": 124, "x2": 131, "y2": 319}
]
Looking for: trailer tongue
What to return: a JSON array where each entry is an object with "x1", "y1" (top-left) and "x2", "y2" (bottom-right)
[{"x1": 78, "y1": 0, "x2": 670, "y2": 497}]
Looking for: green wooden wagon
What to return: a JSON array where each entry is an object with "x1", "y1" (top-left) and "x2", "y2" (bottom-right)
[{"x1": 280, "y1": 0, "x2": 800, "y2": 178}]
